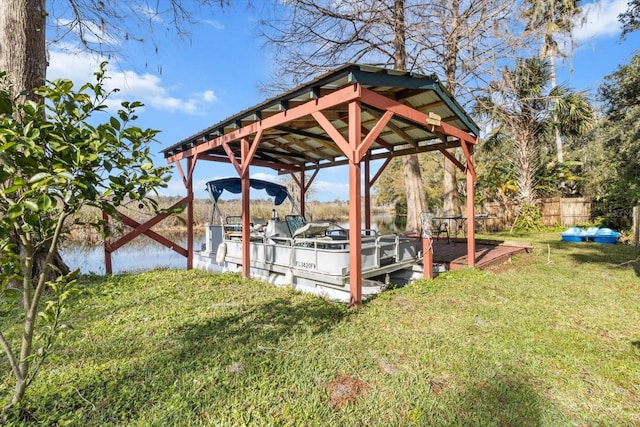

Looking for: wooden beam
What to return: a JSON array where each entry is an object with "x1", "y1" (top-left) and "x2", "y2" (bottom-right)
[
  {"x1": 360, "y1": 87, "x2": 477, "y2": 145},
  {"x1": 466, "y1": 154, "x2": 476, "y2": 268},
  {"x1": 222, "y1": 142, "x2": 242, "y2": 176},
  {"x1": 460, "y1": 140, "x2": 477, "y2": 181},
  {"x1": 277, "y1": 134, "x2": 333, "y2": 162},
  {"x1": 114, "y1": 213, "x2": 188, "y2": 258},
  {"x1": 241, "y1": 129, "x2": 264, "y2": 178},
  {"x1": 439, "y1": 148, "x2": 466, "y2": 173},
  {"x1": 305, "y1": 166, "x2": 320, "y2": 192},
  {"x1": 187, "y1": 157, "x2": 194, "y2": 269},
  {"x1": 361, "y1": 124, "x2": 394, "y2": 151},
  {"x1": 370, "y1": 157, "x2": 393, "y2": 186},
  {"x1": 175, "y1": 159, "x2": 187, "y2": 186},
  {"x1": 283, "y1": 132, "x2": 345, "y2": 160},
  {"x1": 311, "y1": 110, "x2": 353, "y2": 161},
  {"x1": 357, "y1": 110, "x2": 394, "y2": 161},
  {"x1": 365, "y1": 106, "x2": 418, "y2": 147},
  {"x1": 348, "y1": 100, "x2": 363, "y2": 308},
  {"x1": 385, "y1": 120, "x2": 417, "y2": 147},
  {"x1": 199, "y1": 153, "x2": 300, "y2": 172},
  {"x1": 185, "y1": 154, "x2": 199, "y2": 189},
  {"x1": 423, "y1": 237, "x2": 433, "y2": 279},
  {"x1": 294, "y1": 137, "x2": 459, "y2": 173},
  {"x1": 103, "y1": 211, "x2": 112, "y2": 275},
  {"x1": 106, "y1": 195, "x2": 193, "y2": 252},
  {"x1": 241, "y1": 138, "x2": 251, "y2": 278},
  {"x1": 167, "y1": 84, "x2": 362, "y2": 164}
]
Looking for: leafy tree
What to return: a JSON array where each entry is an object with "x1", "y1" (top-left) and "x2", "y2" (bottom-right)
[
  {"x1": 260, "y1": 0, "x2": 519, "y2": 231},
  {"x1": 475, "y1": 57, "x2": 594, "y2": 226},
  {"x1": 599, "y1": 52, "x2": 640, "y2": 120},
  {"x1": 619, "y1": 0, "x2": 640, "y2": 38},
  {"x1": 588, "y1": 51, "x2": 640, "y2": 229},
  {"x1": 373, "y1": 153, "x2": 444, "y2": 212},
  {"x1": 521, "y1": 0, "x2": 582, "y2": 164},
  {"x1": 0, "y1": 0, "x2": 225, "y2": 287},
  {"x1": 0, "y1": 64, "x2": 170, "y2": 410}
]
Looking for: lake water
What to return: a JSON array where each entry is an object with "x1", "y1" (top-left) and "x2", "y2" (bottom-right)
[
  {"x1": 60, "y1": 234, "x2": 207, "y2": 275},
  {"x1": 60, "y1": 214, "x2": 403, "y2": 275}
]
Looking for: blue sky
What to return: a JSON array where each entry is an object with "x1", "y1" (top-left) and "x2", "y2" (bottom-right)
[{"x1": 46, "y1": 0, "x2": 640, "y2": 201}]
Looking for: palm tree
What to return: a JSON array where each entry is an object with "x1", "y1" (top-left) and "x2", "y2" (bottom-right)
[
  {"x1": 475, "y1": 57, "x2": 594, "y2": 210},
  {"x1": 521, "y1": 0, "x2": 582, "y2": 164}
]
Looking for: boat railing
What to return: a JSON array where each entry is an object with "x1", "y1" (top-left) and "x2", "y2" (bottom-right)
[{"x1": 212, "y1": 222, "x2": 419, "y2": 276}]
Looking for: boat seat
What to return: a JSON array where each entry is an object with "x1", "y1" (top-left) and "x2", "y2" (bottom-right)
[
  {"x1": 292, "y1": 222, "x2": 331, "y2": 239},
  {"x1": 265, "y1": 219, "x2": 292, "y2": 240},
  {"x1": 285, "y1": 215, "x2": 306, "y2": 237}
]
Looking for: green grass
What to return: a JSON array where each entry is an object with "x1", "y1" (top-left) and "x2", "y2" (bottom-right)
[{"x1": 2, "y1": 232, "x2": 640, "y2": 425}]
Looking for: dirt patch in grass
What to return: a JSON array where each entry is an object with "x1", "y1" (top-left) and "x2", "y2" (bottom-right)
[{"x1": 327, "y1": 375, "x2": 370, "y2": 410}]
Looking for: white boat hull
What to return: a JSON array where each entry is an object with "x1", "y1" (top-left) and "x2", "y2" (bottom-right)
[{"x1": 195, "y1": 223, "x2": 429, "y2": 302}]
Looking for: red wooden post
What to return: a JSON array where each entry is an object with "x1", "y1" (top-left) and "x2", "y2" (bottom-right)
[
  {"x1": 348, "y1": 100, "x2": 363, "y2": 308},
  {"x1": 466, "y1": 143, "x2": 476, "y2": 267},
  {"x1": 364, "y1": 158, "x2": 371, "y2": 230},
  {"x1": 187, "y1": 157, "x2": 194, "y2": 270},
  {"x1": 299, "y1": 170, "x2": 306, "y2": 219},
  {"x1": 103, "y1": 211, "x2": 112, "y2": 275},
  {"x1": 241, "y1": 138, "x2": 251, "y2": 278},
  {"x1": 423, "y1": 237, "x2": 433, "y2": 279}
]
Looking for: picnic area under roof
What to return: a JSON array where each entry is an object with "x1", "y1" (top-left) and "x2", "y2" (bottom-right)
[{"x1": 162, "y1": 63, "x2": 479, "y2": 171}]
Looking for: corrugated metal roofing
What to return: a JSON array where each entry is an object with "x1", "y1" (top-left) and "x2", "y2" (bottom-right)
[{"x1": 162, "y1": 63, "x2": 479, "y2": 172}]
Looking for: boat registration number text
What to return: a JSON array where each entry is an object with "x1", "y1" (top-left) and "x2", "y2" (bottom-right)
[{"x1": 295, "y1": 261, "x2": 316, "y2": 269}]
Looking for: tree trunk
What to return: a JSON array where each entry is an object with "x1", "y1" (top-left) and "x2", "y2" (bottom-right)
[
  {"x1": 516, "y1": 131, "x2": 536, "y2": 205},
  {"x1": 394, "y1": 0, "x2": 426, "y2": 232},
  {"x1": 546, "y1": 43, "x2": 563, "y2": 164},
  {"x1": 11, "y1": 378, "x2": 27, "y2": 408},
  {"x1": 403, "y1": 154, "x2": 426, "y2": 233},
  {"x1": 442, "y1": 0, "x2": 462, "y2": 217},
  {"x1": 0, "y1": 0, "x2": 47, "y2": 99},
  {"x1": 443, "y1": 156, "x2": 462, "y2": 215},
  {"x1": 0, "y1": 0, "x2": 69, "y2": 281}
]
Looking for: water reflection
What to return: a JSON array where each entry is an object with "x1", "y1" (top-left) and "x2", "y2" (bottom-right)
[{"x1": 61, "y1": 233, "x2": 206, "y2": 275}]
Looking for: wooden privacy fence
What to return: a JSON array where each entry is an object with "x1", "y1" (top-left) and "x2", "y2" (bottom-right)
[
  {"x1": 540, "y1": 197, "x2": 591, "y2": 226},
  {"x1": 479, "y1": 197, "x2": 592, "y2": 231},
  {"x1": 479, "y1": 199, "x2": 640, "y2": 245}
]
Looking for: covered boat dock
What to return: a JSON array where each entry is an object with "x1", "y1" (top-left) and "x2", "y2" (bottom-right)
[{"x1": 111, "y1": 64, "x2": 481, "y2": 307}]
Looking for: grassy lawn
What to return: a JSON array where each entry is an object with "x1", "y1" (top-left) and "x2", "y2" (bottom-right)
[{"x1": 1, "y1": 232, "x2": 639, "y2": 425}]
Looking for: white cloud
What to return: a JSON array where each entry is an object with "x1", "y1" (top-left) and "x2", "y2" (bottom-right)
[
  {"x1": 160, "y1": 176, "x2": 210, "y2": 198},
  {"x1": 573, "y1": 0, "x2": 628, "y2": 42},
  {"x1": 203, "y1": 90, "x2": 216, "y2": 102},
  {"x1": 47, "y1": 48, "x2": 217, "y2": 115},
  {"x1": 249, "y1": 172, "x2": 286, "y2": 185},
  {"x1": 309, "y1": 180, "x2": 349, "y2": 201},
  {"x1": 202, "y1": 19, "x2": 225, "y2": 30}
]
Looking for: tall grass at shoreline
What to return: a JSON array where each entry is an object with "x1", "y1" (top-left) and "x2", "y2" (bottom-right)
[
  {"x1": 68, "y1": 197, "x2": 355, "y2": 244},
  {"x1": 1, "y1": 232, "x2": 639, "y2": 425}
]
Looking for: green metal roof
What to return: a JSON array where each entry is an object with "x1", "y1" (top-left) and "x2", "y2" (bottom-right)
[{"x1": 163, "y1": 63, "x2": 479, "y2": 171}]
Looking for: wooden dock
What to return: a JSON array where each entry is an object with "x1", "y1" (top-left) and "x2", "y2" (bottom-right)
[{"x1": 431, "y1": 238, "x2": 532, "y2": 270}]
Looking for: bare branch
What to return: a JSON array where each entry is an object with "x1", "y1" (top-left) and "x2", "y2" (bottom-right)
[{"x1": 48, "y1": 0, "x2": 228, "y2": 54}]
